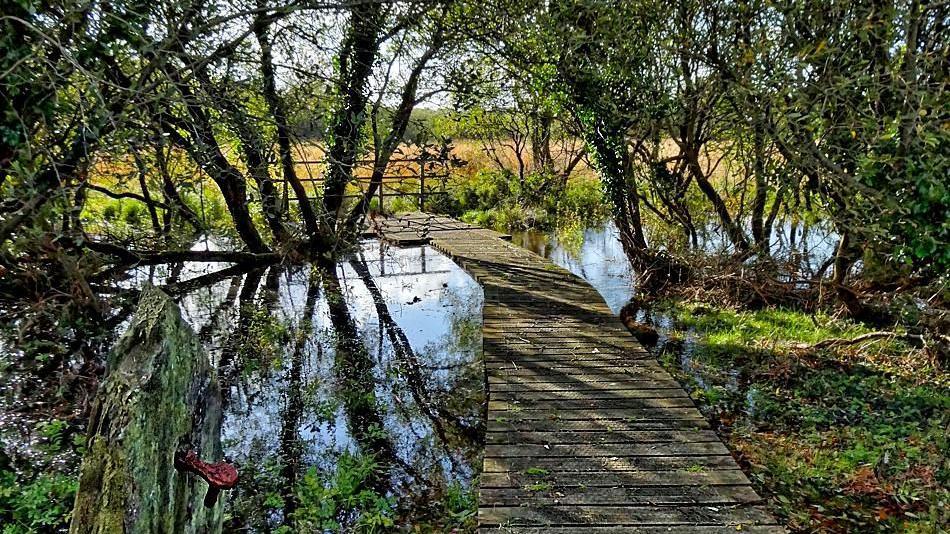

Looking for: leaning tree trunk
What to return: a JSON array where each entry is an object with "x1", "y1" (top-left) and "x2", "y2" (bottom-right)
[{"x1": 70, "y1": 286, "x2": 227, "y2": 534}]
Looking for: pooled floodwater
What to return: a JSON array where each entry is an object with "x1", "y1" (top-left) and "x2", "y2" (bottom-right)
[
  {"x1": 112, "y1": 240, "x2": 484, "y2": 531},
  {"x1": 215, "y1": 243, "x2": 484, "y2": 530},
  {"x1": 510, "y1": 219, "x2": 837, "y2": 420},
  {"x1": 511, "y1": 223, "x2": 635, "y2": 313},
  {"x1": 221, "y1": 242, "x2": 481, "y2": 530}
]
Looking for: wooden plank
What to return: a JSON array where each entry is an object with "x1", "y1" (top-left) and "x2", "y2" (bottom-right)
[
  {"x1": 487, "y1": 408, "x2": 707, "y2": 422},
  {"x1": 490, "y1": 379, "x2": 684, "y2": 391},
  {"x1": 480, "y1": 468, "x2": 752, "y2": 488},
  {"x1": 491, "y1": 388, "x2": 689, "y2": 401},
  {"x1": 480, "y1": 526, "x2": 786, "y2": 533},
  {"x1": 479, "y1": 485, "x2": 763, "y2": 506},
  {"x1": 483, "y1": 442, "x2": 731, "y2": 458},
  {"x1": 477, "y1": 504, "x2": 778, "y2": 527},
  {"x1": 484, "y1": 429, "x2": 721, "y2": 445},
  {"x1": 484, "y1": 455, "x2": 741, "y2": 473},
  {"x1": 487, "y1": 418, "x2": 711, "y2": 433},
  {"x1": 484, "y1": 360, "x2": 664, "y2": 370},
  {"x1": 489, "y1": 398, "x2": 697, "y2": 411},
  {"x1": 486, "y1": 368, "x2": 671, "y2": 380}
]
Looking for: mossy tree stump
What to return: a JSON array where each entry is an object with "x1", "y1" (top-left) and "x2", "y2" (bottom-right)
[{"x1": 70, "y1": 286, "x2": 226, "y2": 534}]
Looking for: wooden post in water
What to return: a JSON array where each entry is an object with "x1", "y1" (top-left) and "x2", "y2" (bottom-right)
[
  {"x1": 418, "y1": 159, "x2": 425, "y2": 210},
  {"x1": 70, "y1": 286, "x2": 228, "y2": 534}
]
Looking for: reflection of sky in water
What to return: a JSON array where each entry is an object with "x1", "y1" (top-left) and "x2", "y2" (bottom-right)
[
  {"x1": 513, "y1": 219, "x2": 839, "y2": 313},
  {"x1": 117, "y1": 239, "x2": 484, "y2": 528},
  {"x1": 512, "y1": 222, "x2": 635, "y2": 313}
]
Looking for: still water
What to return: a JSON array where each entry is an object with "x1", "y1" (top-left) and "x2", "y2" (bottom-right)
[
  {"x1": 195, "y1": 241, "x2": 485, "y2": 530},
  {"x1": 512, "y1": 218, "x2": 839, "y2": 310},
  {"x1": 0, "y1": 240, "x2": 485, "y2": 532},
  {"x1": 512, "y1": 218, "x2": 839, "y2": 421},
  {"x1": 511, "y1": 223, "x2": 635, "y2": 313}
]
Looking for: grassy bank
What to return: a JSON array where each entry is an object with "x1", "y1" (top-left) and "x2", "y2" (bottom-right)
[{"x1": 652, "y1": 302, "x2": 948, "y2": 532}]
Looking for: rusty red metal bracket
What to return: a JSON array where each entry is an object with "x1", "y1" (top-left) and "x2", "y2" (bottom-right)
[{"x1": 175, "y1": 450, "x2": 238, "y2": 508}]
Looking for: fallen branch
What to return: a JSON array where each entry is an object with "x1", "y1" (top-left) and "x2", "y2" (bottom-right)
[
  {"x1": 795, "y1": 331, "x2": 925, "y2": 350},
  {"x1": 83, "y1": 239, "x2": 281, "y2": 266},
  {"x1": 84, "y1": 184, "x2": 172, "y2": 210}
]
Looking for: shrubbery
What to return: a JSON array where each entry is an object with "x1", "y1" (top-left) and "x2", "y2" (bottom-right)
[{"x1": 447, "y1": 168, "x2": 609, "y2": 231}]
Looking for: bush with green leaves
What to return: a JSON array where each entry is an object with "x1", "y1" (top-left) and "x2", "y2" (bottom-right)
[{"x1": 0, "y1": 470, "x2": 77, "y2": 533}]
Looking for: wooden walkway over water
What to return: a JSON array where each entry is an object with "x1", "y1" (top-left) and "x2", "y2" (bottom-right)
[{"x1": 373, "y1": 213, "x2": 783, "y2": 533}]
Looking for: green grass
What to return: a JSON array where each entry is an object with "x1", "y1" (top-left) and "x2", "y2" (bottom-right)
[{"x1": 654, "y1": 301, "x2": 949, "y2": 532}]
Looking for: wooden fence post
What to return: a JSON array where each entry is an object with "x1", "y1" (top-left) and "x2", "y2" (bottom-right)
[{"x1": 418, "y1": 159, "x2": 426, "y2": 210}]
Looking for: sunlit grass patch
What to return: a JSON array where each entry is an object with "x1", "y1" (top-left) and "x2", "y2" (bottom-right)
[{"x1": 654, "y1": 300, "x2": 949, "y2": 532}]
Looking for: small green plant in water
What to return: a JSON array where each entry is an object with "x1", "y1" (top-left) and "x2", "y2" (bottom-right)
[{"x1": 292, "y1": 452, "x2": 395, "y2": 533}]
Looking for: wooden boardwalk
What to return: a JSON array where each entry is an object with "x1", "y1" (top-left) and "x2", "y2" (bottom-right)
[{"x1": 373, "y1": 213, "x2": 783, "y2": 533}]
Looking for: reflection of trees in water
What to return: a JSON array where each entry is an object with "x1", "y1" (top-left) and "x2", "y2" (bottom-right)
[
  {"x1": 350, "y1": 254, "x2": 483, "y2": 453},
  {"x1": 278, "y1": 269, "x2": 318, "y2": 523},
  {"x1": 164, "y1": 252, "x2": 483, "y2": 529},
  {"x1": 196, "y1": 274, "x2": 243, "y2": 345},
  {"x1": 216, "y1": 268, "x2": 264, "y2": 407},
  {"x1": 320, "y1": 260, "x2": 416, "y2": 492}
]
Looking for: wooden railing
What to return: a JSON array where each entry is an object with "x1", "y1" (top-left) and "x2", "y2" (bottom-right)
[{"x1": 284, "y1": 156, "x2": 452, "y2": 212}]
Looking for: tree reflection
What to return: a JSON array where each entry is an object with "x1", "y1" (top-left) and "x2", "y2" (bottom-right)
[
  {"x1": 349, "y1": 254, "x2": 483, "y2": 449},
  {"x1": 319, "y1": 260, "x2": 416, "y2": 492}
]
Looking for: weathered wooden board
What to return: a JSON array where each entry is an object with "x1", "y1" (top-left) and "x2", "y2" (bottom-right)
[{"x1": 374, "y1": 213, "x2": 782, "y2": 531}]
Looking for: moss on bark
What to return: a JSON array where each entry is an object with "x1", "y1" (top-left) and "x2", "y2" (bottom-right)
[{"x1": 70, "y1": 286, "x2": 224, "y2": 534}]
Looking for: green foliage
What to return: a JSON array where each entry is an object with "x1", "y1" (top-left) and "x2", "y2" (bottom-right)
[
  {"x1": 122, "y1": 203, "x2": 143, "y2": 226},
  {"x1": 655, "y1": 300, "x2": 949, "y2": 532},
  {"x1": 453, "y1": 169, "x2": 514, "y2": 212},
  {"x1": 221, "y1": 447, "x2": 287, "y2": 532},
  {"x1": 440, "y1": 481, "x2": 477, "y2": 529},
  {"x1": 292, "y1": 453, "x2": 395, "y2": 533},
  {"x1": 0, "y1": 470, "x2": 77, "y2": 533},
  {"x1": 451, "y1": 169, "x2": 607, "y2": 231}
]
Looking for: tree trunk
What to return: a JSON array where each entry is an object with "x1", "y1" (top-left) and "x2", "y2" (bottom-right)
[
  {"x1": 686, "y1": 152, "x2": 750, "y2": 253},
  {"x1": 531, "y1": 113, "x2": 554, "y2": 173},
  {"x1": 70, "y1": 286, "x2": 225, "y2": 534},
  {"x1": 322, "y1": 2, "x2": 384, "y2": 234},
  {"x1": 132, "y1": 149, "x2": 164, "y2": 236},
  {"x1": 228, "y1": 111, "x2": 289, "y2": 244},
  {"x1": 155, "y1": 141, "x2": 203, "y2": 235},
  {"x1": 345, "y1": 29, "x2": 444, "y2": 229},
  {"x1": 161, "y1": 83, "x2": 268, "y2": 253},
  {"x1": 750, "y1": 124, "x2": 768, "y2": 251},
  {"x1": 252, "y1": 8, "x2": 320, "y2": 240}
]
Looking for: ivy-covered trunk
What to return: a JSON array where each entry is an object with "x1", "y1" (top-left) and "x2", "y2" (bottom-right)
[
  {"x1": 70, "y1": 286, "x2": 225, "y2": 534},
  {"x1": 321, "y1": 2, "x2": 384, "y2": 236}
]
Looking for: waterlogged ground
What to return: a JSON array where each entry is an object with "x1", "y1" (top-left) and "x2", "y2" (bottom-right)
[
  {"x1": 2, "y1": 221, "x2": 945, "y2": 532},
  {"x1": 511, "y1": 220, "x2": 949, "y2": 533},
  {"x1": 0, "y1": 240, "x2": 485, "y2": 532}
]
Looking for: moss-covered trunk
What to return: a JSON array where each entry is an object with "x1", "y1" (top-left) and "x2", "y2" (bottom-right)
[{"x1": 70, "y1": 286, "x2": 225, "y2": 534}]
